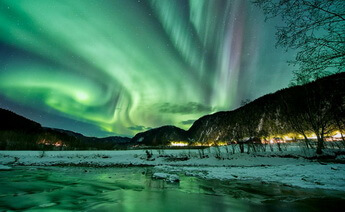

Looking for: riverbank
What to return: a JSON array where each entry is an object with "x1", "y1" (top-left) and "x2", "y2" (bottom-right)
[
  {"x1": 1, "y1": 147, "x2": 345, "y2": 191},
  {"x1": 2, "y1": 166, "x2": 344, "y2": 211}
]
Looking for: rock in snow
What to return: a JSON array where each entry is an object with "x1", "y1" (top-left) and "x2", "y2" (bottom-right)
[
  {"x1": 0, "y1": 165, "x2": 12, "y2": 170},
  {"x1": 152, "y1": 172, "x2": 180, "y2": 183}
]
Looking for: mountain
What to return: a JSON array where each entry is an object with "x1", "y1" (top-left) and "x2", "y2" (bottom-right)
[
  {"x1": 99, "y1": 136, "x2": 131, "y2": 144},
  {"x1": 132, "y1": 72, "x2": 345, "y2": 146},
  {"x1": 187, "y1": 72, "x2": 344, "y2": 144},
  {"x1": 0, "y1": 108, "x2": 41, "y2": 131},
  {"x1": 50, "y1": 128, "x2": 131, "y2": 144},
  {"x1": 0, "y1": 109, "x2": 131, "y2": 150},
  {"x1": 1, "y1": 72, "x2": 344, "y2": 149},
  {"x1": 131, "y1": 125, "x2": 188, "y2": 146}
]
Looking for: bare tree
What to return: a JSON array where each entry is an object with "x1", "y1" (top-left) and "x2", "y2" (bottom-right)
[
  {"x1": 253, "y1": 0, "x2": 345, "y2": 85},
  {"x1": 329, "y1": 78, "x2": 345, "y2": 144},
  {"x1": 233, "y1": 122, "x2": 245, "y2": 153},
  {"x1": 304, "y1": 85, "x2": 336, "y2": 154},
  {"x1": 285, "y1": 84, "x2": 336, "y2": 154},
  {"x1": 280, "y1": 93, "x2": 313, "y2": 149}
]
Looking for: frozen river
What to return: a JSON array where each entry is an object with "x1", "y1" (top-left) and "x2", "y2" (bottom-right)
[{"x1": 0, "y1": 166, "x2": 344, "y2": 211}]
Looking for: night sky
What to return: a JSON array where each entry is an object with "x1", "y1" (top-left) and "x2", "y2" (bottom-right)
[{"x1": 0, "y1": 0, "x2": 295, "y2": 137}]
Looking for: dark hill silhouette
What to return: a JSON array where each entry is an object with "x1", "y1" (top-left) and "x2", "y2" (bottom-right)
[
  {"x1": 131, "y1": 125, "x2": 188, "y2": 146},
  {"x1": 0, "y1": 108, "x2": 41, "y2": 132},
  {"x1": 0, "y1": 109, "x2": 131, "y2": 150},
  {"x1": 1, "y1": 72, "x2": 344, "y2": 153},
  {"x1": 132, "y1": 72, "x2": 345, "y2": 152}
]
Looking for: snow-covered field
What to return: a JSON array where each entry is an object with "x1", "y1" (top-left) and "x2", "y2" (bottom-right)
[{"x1": 1, "y1": 145, "x2": 345, "y2": 191}]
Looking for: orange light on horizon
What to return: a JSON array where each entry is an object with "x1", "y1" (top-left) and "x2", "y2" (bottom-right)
[{"x1": 170, "y1": 141, "x2": 188, "y2": 146}]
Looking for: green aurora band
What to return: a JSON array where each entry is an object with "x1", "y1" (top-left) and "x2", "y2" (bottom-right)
[{"x1": 0, "y1": 0, "x2": 294, "y2": 137}]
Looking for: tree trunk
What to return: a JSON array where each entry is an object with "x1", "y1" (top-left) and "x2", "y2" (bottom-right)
[
  {"x1": 303, "y1": 134, "x2": 311, "y2": 149},
  {"x1": 239, "y1": 143, "x2": 244, "y2": 153},
  {"x1": 316, "y1": 135, "x2": 324, "y2": 154}
]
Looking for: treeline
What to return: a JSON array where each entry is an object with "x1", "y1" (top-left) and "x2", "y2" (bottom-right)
[{"x1": 188, "y1": 72, "x2": 345, "y2": 154}]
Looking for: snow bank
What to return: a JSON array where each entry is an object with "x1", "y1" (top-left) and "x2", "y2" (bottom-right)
[
  {"x1": 155, "y1": 163, "x2": 345, "y2": 191},
  {"x1": 0, "y1": 149, "x2": 319, "y2": 167},
  {"x1": 0, "y1": 148, "x2": 344, "y2": 191}
]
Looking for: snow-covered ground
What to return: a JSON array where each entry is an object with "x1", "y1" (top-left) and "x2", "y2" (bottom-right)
[{"x1": 1, "y1": 145, "x2": 344, "y2": 191}]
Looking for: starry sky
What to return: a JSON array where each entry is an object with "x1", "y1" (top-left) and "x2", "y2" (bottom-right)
[{"x1": 0, "y1": 0, "x2": 295, "y2": 137}]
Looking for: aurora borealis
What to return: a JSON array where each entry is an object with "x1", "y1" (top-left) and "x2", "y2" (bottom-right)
[{"x1": 0, "y1": 0, "x2": 295, "y2": 137}]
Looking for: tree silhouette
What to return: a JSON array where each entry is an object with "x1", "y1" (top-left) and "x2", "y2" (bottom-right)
[{"x1": 253, "y1": 0, "x2": 345, "y2": 85}]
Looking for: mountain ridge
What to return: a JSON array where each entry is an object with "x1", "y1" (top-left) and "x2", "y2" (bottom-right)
[
  {"x1": 0, "y1": 108, "x2": 131, "y2": 150},
  {"x1": 1, "y1": 72, "x2": 344, "y2": 149},
  {"x1": 132, "y1": 72, "x2": 345, "y2": 146}
]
